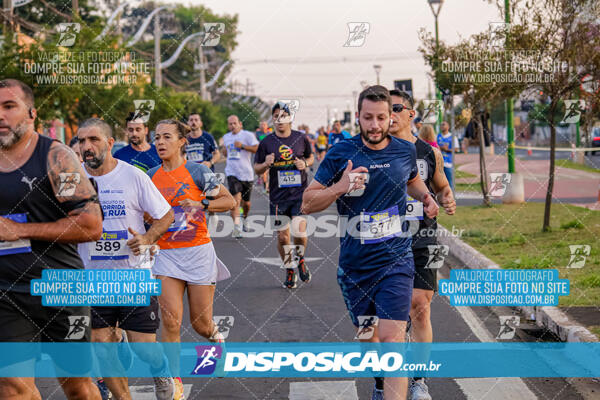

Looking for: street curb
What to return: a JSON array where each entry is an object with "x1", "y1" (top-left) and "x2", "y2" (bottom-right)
[{"x1": 437, "y1": 225, "x2": 598, "y2": 343}]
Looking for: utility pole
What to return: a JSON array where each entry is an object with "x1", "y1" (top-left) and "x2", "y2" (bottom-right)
[
  {"x1": 154, "y1": 13, "x2": 162, "y2": 88},
  {"x1": 3, "y1": 0, "x2": 13, "y2": 34},
  {"x1": 198, "y1": 42, "x2": 208, "y2": 100},
  {"x1": 505, "y1": 0, "x2": 515, "y2": 173}
]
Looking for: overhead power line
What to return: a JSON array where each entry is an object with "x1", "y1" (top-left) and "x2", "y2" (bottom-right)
[{"x1": 236, "y1": 53, "x2": 419, "y2": 65}]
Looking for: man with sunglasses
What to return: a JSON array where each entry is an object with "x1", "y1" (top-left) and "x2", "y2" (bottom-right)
[{"x1": 389, "y1": 90, "x2": 456, "y2": 400}]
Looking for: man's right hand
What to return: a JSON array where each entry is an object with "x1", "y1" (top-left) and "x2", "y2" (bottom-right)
[
  {"x1": 334, "y1": 160, "x2": 368, "y2": 196},
  {"x1": 265, "y1": 153, "x2": 275, "y2": 166}
]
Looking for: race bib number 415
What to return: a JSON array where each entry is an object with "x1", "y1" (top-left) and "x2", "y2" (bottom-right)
[{"x1": 278, "y1": 170, "x2": 302, "y2": 188}]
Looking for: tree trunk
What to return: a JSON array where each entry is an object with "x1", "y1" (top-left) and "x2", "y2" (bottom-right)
[
  {"x1": 477, "y1": 113, "x2": 491, "y2": 206},
  {"x1": 542, "y1": 102, "x2": 557, "y2": 232}
]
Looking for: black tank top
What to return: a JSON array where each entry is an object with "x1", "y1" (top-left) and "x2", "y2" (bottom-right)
[
  {"x1": 0, "y1": 135, "x2": 84, "y2": 292},
  {"x1": 412, "y1": 139, "x2": 437, "y2": 248}
]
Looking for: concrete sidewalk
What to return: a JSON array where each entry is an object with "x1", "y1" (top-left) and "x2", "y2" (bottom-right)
[{"x1": 455, "y1": 153, "x2": 600, "y2": 203}]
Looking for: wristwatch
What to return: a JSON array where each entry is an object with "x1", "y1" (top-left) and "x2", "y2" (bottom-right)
[{"x1": 201, "y1": 198, "x2": 210, "y2": 210}]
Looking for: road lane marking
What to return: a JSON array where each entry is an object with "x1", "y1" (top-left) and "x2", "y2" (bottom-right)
[{"x1": 289, "y1": 380, "x2": 358, "y2": 400}]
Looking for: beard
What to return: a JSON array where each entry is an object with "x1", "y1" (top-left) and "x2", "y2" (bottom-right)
[
  {"x1": 83, "y1": 150, "x2": 106, "y2": 169},
  {"x1": 0, "y1": 120, "x2": 28, "y2": 149},
  {"x1": 129, "y1": 136, "x2": 142, "y2": 146},
  {"x1": 359, "y1": 121, "x2": 389, "y2": 145}
]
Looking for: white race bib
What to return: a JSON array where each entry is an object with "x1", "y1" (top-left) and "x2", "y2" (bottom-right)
[
  {"x1": 360, "y1": 206, "x2": 403, "y2": 244},
  {"x1": 90, "y1": 230, "x2": 128, "y2": 260},
  {"x1": 417, "y1": 159, "x2": 428, "y2": 181},
  {"x1": 406, "y1": 196, "x2": 424, "y2": 220},
  {"x1": 168, "y1": 206, "x2": 188, "y2": 232},
  {"x1": 277, "y1": 170, "x2": 302, "y2": 188},
  {"x1": 228, "y1": 146, "x2": 241, "y2": 160},
  {"x1": 188, "y1": 151, "x2": 204, "y2": 162},
  {"x1": 0, "y1": 213, "x2": 32, "y2": 256}
]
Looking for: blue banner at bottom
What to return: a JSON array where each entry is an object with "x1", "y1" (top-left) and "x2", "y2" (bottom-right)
[{"x1": 0, "y1": 343, "x2": 598, "y2": 378}]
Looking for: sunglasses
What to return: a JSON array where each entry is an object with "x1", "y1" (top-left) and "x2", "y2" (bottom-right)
[{"x1": 392, "y1": 103, "x2": 412, "y2": 113}]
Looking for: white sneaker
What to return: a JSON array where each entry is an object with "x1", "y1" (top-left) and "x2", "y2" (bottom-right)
[
  {"x1": 232, "y1": 225, "x2": 242, "y2": 238},
  {"x1": 410, "y1": 379, "x2": 432, "y2": 400},
  {"x1": 242, "y1": 217, "x2": 248, "y2": 232}
]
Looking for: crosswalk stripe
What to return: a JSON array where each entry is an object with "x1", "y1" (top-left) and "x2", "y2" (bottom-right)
[
  {"x1": 455, "y1": 378, "x2": 538, "y2": 400},
  {"x1": 289, "y1": 380, "x2": 358, "y2": 400},
  {"x1": 130, "y1": 383, "x2": 192, "y2": 399}
]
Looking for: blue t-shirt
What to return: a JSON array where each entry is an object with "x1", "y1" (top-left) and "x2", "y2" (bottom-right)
[
  {"x1": 328, "y1": 131, "x2": 352, "y2": 147},
  {"x1": 437, "y1": 133, "x2": 453, "y2": 167},
  {"x1": 314, "y1": 135, "x2": 418, "y2": 271},
  {"x1": 113, "y1": 144, "x2": 161, "y2": 172},
  {"x1": 185, "y1": 131, "x2": 218, "y2": 171}
]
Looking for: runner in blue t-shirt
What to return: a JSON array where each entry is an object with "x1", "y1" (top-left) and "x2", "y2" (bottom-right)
[
  {"x1": 436, "y1": 121, "x2": 453, "y2": 188},
  {"x1": 302, "y1": 85, "x2": 438, "y2": 400},
  {"x1": 185, "y1": 113, "x2": 220, "y2": 172},
  {"x1": 327, "y1": 120, "x2": 352, "y2": 150},
  {"x1": 114, "y1": 113, "x2": 161, "y2": 172}
]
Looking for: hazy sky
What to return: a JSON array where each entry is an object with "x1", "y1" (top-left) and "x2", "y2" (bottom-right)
[{"x1": 178, "y1": 0, "x2": 501, "y2": 129}]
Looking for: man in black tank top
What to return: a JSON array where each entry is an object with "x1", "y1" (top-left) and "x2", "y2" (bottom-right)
[
  {"x1": 388, "y1": 90, "x2": 456, "y2": 400},
  {"x1": 0, "y1": 79, "x2": 103, "y2": 399}
]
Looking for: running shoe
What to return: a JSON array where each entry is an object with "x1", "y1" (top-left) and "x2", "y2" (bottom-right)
[
  {"x1": 297, "y1": 256, "x2": 311, "y2": 283},
  {"x1": 371, "y1": 384, "x2": 384, "y2": 400},
  {"x1": 232, "y1": 224, "x2": 242, "y2": 238},
  {"x1": 95, "y1": 379, "x2": 112, "y2": 400},
  {"x1": 173, "y1": 377, "x2": 186, "y2": 400},
  {"x1": 410, "y1": 378, "x2": 432, "y2": 400},
  {"x1": 242, "y1": 217, "x2": 248, "y2": 232},
  {"x1": 283, "y1": 268, "x2": 297, "y2": 289},
  {"x1": 152, "y1": 377, "x2": 174, "y2": 400}
]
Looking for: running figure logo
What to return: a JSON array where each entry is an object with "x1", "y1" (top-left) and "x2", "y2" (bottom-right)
[
  {"x1": 191, "y1": 345, "x2": 222, "y2": 375},
  {"x1": 355, "y1": 316, "x2": 379, "y2": 339},
  {"x1": 567, "y1": 245, "x2": 590, "y2": 268},
  {"x1": 425, "y1": 245, "x2": 449, "y2": 270},
  {"x1": 496, "y1": 316, "x2": 520, "y2": 340},
  {"x1": 343, "y1": 22, "x2": 370, "y2": 47},
  {"x1": 561, "y1": 100, "x2": 585, "y2": 124},
  {"x1": 489, "y1": 22, "x2": 510, "y2": 48},
  {"x1": 274, "y1": 100, "x2": 299, "y2": 123},
  {"x1": 212, "y1": 316, "x2": 235, "y2": 339},
  {"x1": 57, "y1": 23, "x2": 80, "y2": 47},
  {"x1": 489, "y1": 173, "x2": 511, "y2": 197},
  {"x1": 56, "y1": 172, "x2": 81, "y2": 197},
  {"x1": 65, "y1": 316, "x2": 90, "y2": 340},
  {"x1": 282, "y1": 245, "x2": 303, "y2": 269},
  {"x1": 422, "y1": 100, "x2": 443, "y2": 124},
  {"x1": 173, "y1": 182, "x2": 191, "y2": 201},
  {"x1": 132, "y1": 100, "x2": 155, "y2": 123},
  {"x1": 202, "y1": 23, "x2": 225, "y2": 46}
]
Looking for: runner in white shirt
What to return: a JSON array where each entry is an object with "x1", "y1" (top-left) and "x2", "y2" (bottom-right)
[
  {"x1": 76, "y1": 118, "x2": 175, "y2": 400},
  {"x1": 221, "y1": 115, "x2": 259, "y2": 237}
]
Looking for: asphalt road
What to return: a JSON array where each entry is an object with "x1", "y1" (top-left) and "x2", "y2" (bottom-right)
[{"x1": 35, "y1": 164, "x2": 588, "y2": 399}]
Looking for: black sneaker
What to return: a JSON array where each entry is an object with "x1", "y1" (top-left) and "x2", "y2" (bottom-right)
[
  {"x1": 297, "y1": 257, "x2": 311, "y2": 282},
  {"x1": 283, "y1": 268, "x2": 297, "y2": 289}
]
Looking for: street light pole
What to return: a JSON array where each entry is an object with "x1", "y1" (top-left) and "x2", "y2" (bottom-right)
[
  {"x1": 505, "y1": 0, "x2": 515, "y2": 173},
  {"x1": 427, "y1": 0, "x2": 444, "y2": 133},
  {"x1": 373, "y1": 64, "x2": 382, "y2": 85},
  {"x1": 154, "y1": 13, "x2": 162, "y2": 88}
]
